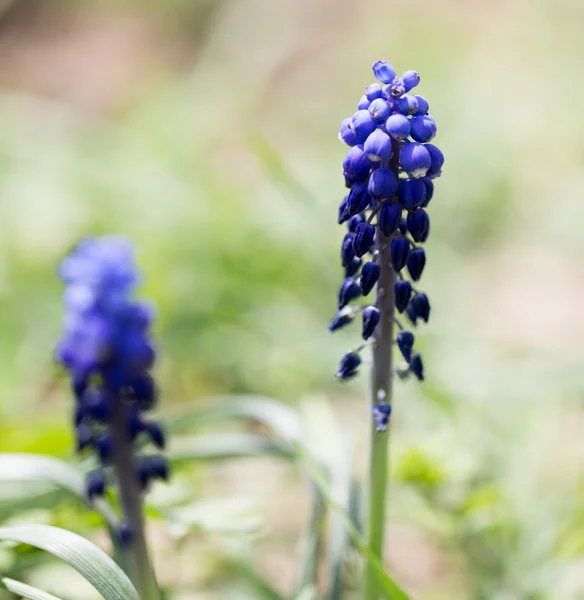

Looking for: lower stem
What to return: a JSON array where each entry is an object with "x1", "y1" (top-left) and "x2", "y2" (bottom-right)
[
  {"x1": 363, "y1": 231, "x2": 395, "y2": 600},
  {"x1": 109, "y1": 398, "x2": 161, "y2": 600}
]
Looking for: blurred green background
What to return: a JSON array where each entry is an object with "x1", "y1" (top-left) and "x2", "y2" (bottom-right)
[{"x1": 0, "y1": 0, "x2": 583, "y2": 598}]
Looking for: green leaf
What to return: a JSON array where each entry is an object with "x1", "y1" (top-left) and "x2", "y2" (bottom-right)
[
  {"x1": 0, "y1": 577, "x2": 65, "y2": 600},
  {"x1": 0, "y1": 524, "x2": 139, "y2": 600},
  {"x1": 0, "y1": 454, "x2": 119, "y2": 528}
]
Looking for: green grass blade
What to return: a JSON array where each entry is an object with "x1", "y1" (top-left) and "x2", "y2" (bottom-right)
[
  {"x1": 0, "y1": 577, "x2": 66, "y2": 600},
  {"x1": 221, "y1": 556, "x2": 285, "y2": 600},
  {"x1": 0, "y1": 524, "x2": 139, "y2": 600}
]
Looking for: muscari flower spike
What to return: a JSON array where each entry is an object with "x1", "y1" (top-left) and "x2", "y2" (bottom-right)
[
  {"x1": 331, "y1": 60, "x2": 444, "y2": 427},
  {"x1": 56, "y1": 236, "x2": 169, "y2": 530}
]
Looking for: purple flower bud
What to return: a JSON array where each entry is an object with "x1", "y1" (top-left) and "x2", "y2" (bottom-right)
[
  {"x1": 362, "y1": 306, "x2": 380, "y2": 340},
  {"x1": 368, "y1": 98, "x2": 391, "y2": 122},
  {"x1": 358, "y1": 95, "x2": 371, "y2": 110},
  {"x1": 336, "y1": 351, "x2": 361, "y2": 380},
  {"x1": 347, "y1": 181, "x2": 370, "y2": 216},
  {"x1": 364, "y1": 130, "x2": 392, "y2": 161},
  {"x1": 338, "y1": 198, "x2": 351, "y2": 224},
  {"x1": 345, "y1": 257, "x2": 362, "y2": 278},
  {"x1": 352, "y1": 223, "x2": 375, "y2": 257},
  {"x1": 351, "y1": 110, "x2": 377, "y2": 143},
  {"x1": 368, "y1": 168, "x2": 398, "y2": 200},
  {"x1": 406, "y1": 209, "x2": 430, "y2": 243},
  {"x1": 341, "y1": 233, "x2": 356, "y2": 267},
  {"x1": 425, "y1": 143, "x2": 444, "y2": 179},
  {"x1": 402, "y1": 70, "x2": 420, "y2": 92},
  {"x1": 398, "y1": 178, "x2": 427, "y2": 211},
  {"x1": 410, "y1": 115, "x2": 437, "y2": 143},
  {"x1": 397, "y1": 94, "x2": 419, "y2": 115},
  {"x1": 343, "y1": 146, "x2": 373, "y2": 183},
  {"x1": 360, "y1": 262, "x2": 381, "y2": 296},
  {"x1": 390, "y1": 237, "x2": 410, "y2": 271},
  {"x1": 396, "y1": 331, "x2": 415, "y2": 362},
  {"x1": 372, "y1": 60, "x2": 396, "y2": 84},
  {"x1": 373, "y1": 403, "x2": 392, "y2": 432},
  {"x1": 338, "y1": 278, "x2": 361, "y2": 309},
  {"x1": 328, "y1": 309, "x2": 354, "y2": 332},
  {"x1": 400, "y1": 142, "x2": 431, "y2": 178},
  {"x1": 407, "y1": 248, "x2": 426, "y2": 281},
  {"x1": 410, "y1": 353, "x2": 424, "y2": 381},
  {"x1": 411, "y1": 292, "x2": 430, "y2": 323},
  {"x1": 364, "y1": 83, "x2": 383, "y2": 101},
  {"x1": 378, "y1": 203, "x2": 402, "y2": 236},
  {"x1": 339, "y1": 118, "x2": 360, "y2": 146},
  {"x1": 394, "y1": 280, "x2": 412, "y2": 313},
  {"x1": 385, "y1": 114, "x2": 410, "y2": 140},
  {"x1": 348, "y1": 214, "x2": 365, "y2": 232},
  {"x1": 86, "y1": 470, "x2": 106, "y2": 500},
  {"x1": 414, "y1": 95, "x2": 429, "y2": 116},
  {"x1": 420, "y1": 178, "x2": 434, "y2": 207}
]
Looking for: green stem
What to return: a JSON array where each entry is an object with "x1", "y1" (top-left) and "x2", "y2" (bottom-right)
[{"x1": 363, "y1": 229, "x2": 395, "y2": 600}]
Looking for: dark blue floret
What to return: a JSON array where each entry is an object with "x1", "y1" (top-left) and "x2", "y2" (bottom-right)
[
  {"x1": 378, "y1": 202, "x2": 402, "y2": 236},
  {"x1": 411, "y1": 292, "x2": 430, "y2": 323},
  {"x1": 407, "y1": 210, "x2": 430, "y2": 243},
  {"x1": 400, "y1": 142, "x2": 431, "y2": 178},
  {"x1": 341, "y1": 233, "x2": 356, "y2": 266},
  {"x1": 338, "y1": 198, "x2": 351, "y2": 224},
  {"x1": 420, "y1": 178, "x2": 434, "y2": 207},
  {"x1": 424, "y1": 143, "x2": 444, "y2": 179},
  {"x1": 82, "y1": 389, "x2": 110, "y2": 422},
  {"x1": 328, "y1": 310, "x2": 354, "y2": 332},
  {"x1": 344, "y1": 256, "x2": 362, "y2": 278},
  {"x1": 352, "y1": 223, "x2": 375, "y2": 257},
  {"x1": 145, "y1": 423, "x2": 165, "y2": 449},
  {"x1": 398, "y1": 178, "x2": 427, "y2": 211},
  {"x1": 338, "y1": 278, "x2": 361, "y2": 309},
  {"x1": 357, "y1": 95, "x2": 371, "y2": 110},
  {"x1": 396, "y1": 331, "x2": 415, "y2": 362},
  {"x1": 95, "y1": 435, "x2": 113, "y2": 464},
  {"x1": 406, "y1": 301, "x2": 418, "y2": 326},
  {"x1": 362, "y1": 306, "x2": 380, "y2": 340},
  {"x1": 385, "y1": 114, "x2": 410, "y2": 140},
  {"x1": 410, "y1": 115, "x2": 437, "y2": 143},
  {"x1": 410, "y1": 354, "x2": 424, "y2": 381},
  {"x1": 347, "y1": 181, "x2": 370, "y2": 215},
  {"x1": 76, "y1": 423, "x2": 94, "y2": 452},
  {"x1": 373, "y1": 403, "x2": 392, "y2": 432},
  {"x1": 117, "y1": 523, "x2": 134, "y2": 546},
  {"x1": 347, "y1": 214, "x2": 365, "y2": 232},
  {"x1": 336, "y1": 351, "x2": 361, "y2": 380},
  {"x1": 368, "y1": 168, "x2": 398, "y2": 201},
  {"x1": 394, "y1": 280, "x2": 412, "y2": 313},
  {"x1": 360, "y1": 262, "x2": 381, "y2": 296},
  {"x1": 414, "y1": 95, "x2": 429, "y2": 115},
  {"x1": 351, "y1": 110, "x2": 377, "y2": 143},
  {"x1": 399, "y1": 217, "x2": 408, "y2": 235},
  {"x1": 390, "y1": 237, "x2": 410, "y2": 271},
  {"x1": 364, "y1": 130, "x2": 392, "y2": 161},
  {"x1": 131, "y1": 374, "x2": 157, "y2": 411},
  {"x1": 86, "y1": 470, "x2": 106, "y2": 500}
]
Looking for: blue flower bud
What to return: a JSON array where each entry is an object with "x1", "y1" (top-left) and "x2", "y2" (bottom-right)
[
  {"x1": 390, "y1": 237, "x2": 410, "y2": 271},
  {"x1": 406, "y1": 209, "x2": 430, "y2": 243},
  {"x1": 378, "y1": 202, "x2": 402, "y2": 236},
  {"x1": 394, "y1": 280, "x2": 412, "y2": 313},
  {"x1": 402, "y1": 70, "x2": 420, "y2": 92},
  {"x1": 400, "y1": 142, "x2": 431, "y2": 178},
  {"x1": 396, "y1": 331, "x2": 415, "y2": 362},
  {"x1": 360, "y1": 261, "x2": 380, "y2": 296},
  {"x1": 118, "y1": 523, "x2": 134, "y2": 546},
  {"x1": 86, "y1": 470, "x2": 106, "y2": 500},
  {"x1": 410, "y1": 353, "x2": 424, "y2": 381},
  {"x1": 339, "y1": 118, "x2": 359, "y2": 146},
  {"x1": 131, "y1": 374, "x2": 157, "y2": 411},
  {"x1": 336, "y1": 351, "x2": 361, "y2": 380},
  {"x1": 347, "y1": 214, "x2": 365, "y2": 232},
  {"x1": 82, "y1": 389, "x2": 110, "y2": 422},
  {"x1": 368, "y1": 98, "x2": 391, "y2": 122},
  {"x1": 385, "y1": 114, "x2": 410, "y2": 140},
  {"x1": 343, "y1": 146, "x2": 373, "y2": 182},
  {"x1": 368, "y1": 168, "x2": 398, "y2": 201},
  {"x1": 338, "y1": 197, "x2": 351, "y2": 224},
  {"x1": 149, "y1": 455, "x2": 170, "y2": 481},
  {"x1": 364, "y1": 83, "x2": 383, "y2": 100},
  {"x1": 414, "y1": 95, "x2": 429, "y2": 116},
  {"x1": 425, "y1": 143, "x2": 444, "y2": 179},
  {"x1": 398, "y1": 178, "x2": 427, "y2": 211},
  {"x1": 76, "y1": 423, "x2": 93, "y2": 452},
  {"x1": 411, "y1": 292, "x2": 430, "y2": 323},
  {"x1": 406, "y1": 301, "x2": 418, "y2": 326},
  {"x1": 352, "y1": 223, "x2": 375, "y2": 257},
  {"x1": 345, "y1": 256, "x2": 362, "y2": 278},
  {"x1": 372, "y1": 60, "x2": 396, "y2": 84},
  {"x1": 399, "y1": 216, "x2": 408, "y2": 235},
  {"x1": 397, "y1": 94, "x2": 419, "y2": 115},
  {"x1": 328, "y1": 309, "x2": 355, "y2": 332},
  {"x1": 410, "y1": 115, "x2": 437, "y2": 143},
  {"x1": 373, "y1": 403, "x2": 392, "y2": 432},
  {"x1": 347, "y1": 181, "x2": 370, "y2": 215},
  {"x1": 351, "y1": 110, "x2": 377, "y2": 143},
  {"x1": 362, "y1": 306, "x2": 380, "y2": 340},
  {"x1": 407, "y1": 248, "x2": 426, "y2": 281},
  {"x1": 95, "y1": 435, "x2": 113, "y2": 464},
  {"x1": 145, "y1": 422, "x2": 166, "y2": 450},
  {"x1": 420, "y1": 178, "x2": 434, "y2": 207},
  {"x1": 357, "y1": 95, "x2": 371, "y2": 110},
  {"x1": 126, "y1": 408, "x2": 145, "y2": 442},
  {"x1": 338, "y1": 278, "x2": 361, "y2": 309},
  {"x1": 341, "y1": 233, "x2": 356, "y2": 266},
  {"x1": 363, "y1": 129, "x2": 392, "y2": 161}
]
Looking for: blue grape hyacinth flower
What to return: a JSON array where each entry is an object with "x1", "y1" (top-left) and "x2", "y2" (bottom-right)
[
  {"x1": 56, "y1": 236, "x2": 169, "y2": 535},
  {"x1": 331, "y1": 60, "x2": 444, "y2": 428}
]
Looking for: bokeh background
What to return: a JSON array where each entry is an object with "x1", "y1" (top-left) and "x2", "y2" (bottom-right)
[{"x1": 0, "y1": 0, "x2": 583, "y2": 598}]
